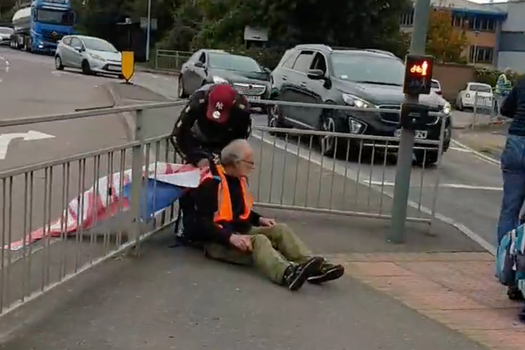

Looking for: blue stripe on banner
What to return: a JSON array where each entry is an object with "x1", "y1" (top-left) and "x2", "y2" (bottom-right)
[{"x1": 122, "y1": 179, "x2": 186, "y2": 220}]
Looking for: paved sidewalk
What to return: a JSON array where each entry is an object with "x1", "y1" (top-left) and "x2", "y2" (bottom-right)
[{"x1": 0, "y1": 209, "x2": 496, "y2": 350}]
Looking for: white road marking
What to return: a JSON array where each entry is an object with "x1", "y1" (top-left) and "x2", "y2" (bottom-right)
[
  {"x1": 449, "y1": 146, "x2": 472, "y2": 153},
  {"x1": 363, "y1": 180, "x2": 502, "y2": 191},
  {"x1": 0, "y1": 55, "x2": 9, "y2": 73},
  {"x1": 451, "y1": 139, "x2": 500, "y2": 166},
  {"x1": 251, "y1": 130, "x2": 497, "y2": 255},
  {"x1": 0, "y1": 131, "x2": 55, "y2": 159}
]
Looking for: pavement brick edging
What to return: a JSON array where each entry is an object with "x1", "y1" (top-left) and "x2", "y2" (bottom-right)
[{"x1": 327, "y1": 252, "x2": 525, "y2": 350}]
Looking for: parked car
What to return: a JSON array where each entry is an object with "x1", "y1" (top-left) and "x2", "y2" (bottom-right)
[
  {"x1": 178, "y1": 49, "x2": 271, "y2": 108},
  {"x1": 0, "y1": 27, "x2": 13, "y2": 45},
  {"x1": 431, "y1": 79, "x2": 443, "y2": 96},
  {"x1": 268, "y1": 44, "x2": 452, "y2": 166},
  {"x1": 455, "y1": 82, "x2": 493, "y2": 111},
  {"x1": 55, "y1": 35, "x2": 123, "y2": 77}
]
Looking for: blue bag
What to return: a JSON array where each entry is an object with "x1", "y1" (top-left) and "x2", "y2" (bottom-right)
[{"x1": 496, "y1": 224, "x2": 525, "y2": 294}]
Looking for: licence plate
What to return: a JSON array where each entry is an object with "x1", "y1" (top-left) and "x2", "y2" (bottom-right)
[
  {"x1": 248, "y1": 96, "x2": 261, "y2": 100},
  {"x1": 395, "y1": 129, "x2": 427, "y2": 139},
  {"x1": 477, "y1": 97, "x2": 491, "y2": 107},
  {"x1": 107, "y1": 65, "x2": 121, "y2": 72}
]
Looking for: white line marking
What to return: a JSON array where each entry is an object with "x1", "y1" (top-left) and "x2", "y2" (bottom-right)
[
  {"x1": 451, "y1": 139, "x2": 500, "y2": 166},
  {"x1": 251, "y1": 131, "x2": 497, "y2": 255},
  {"x1": 450, "y1": 146, "x2": 472, "y2": 153},
  {"x1": 363, "y1": 180, "x2": 502, "y2": 191},
  {"x1": 0, "y1": 131, "x2": 55, "y2": 159}
]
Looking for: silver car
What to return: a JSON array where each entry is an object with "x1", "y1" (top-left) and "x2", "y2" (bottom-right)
[
  {"x1": 55, "y1": 35, "x2": 123, "y2": 77},
  {"x1": 0, "y1": 27, "x2": 13, "y2": 45}
]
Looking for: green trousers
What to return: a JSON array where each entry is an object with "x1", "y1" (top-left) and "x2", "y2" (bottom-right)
[{"x1": 204, "y1": 224, "x2": 312, "y2": 284}]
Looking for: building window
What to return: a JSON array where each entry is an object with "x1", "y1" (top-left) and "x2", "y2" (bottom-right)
[
  {"x1": 400, "y1": 10, "x2": 414, "y2": 27},
  {"x1": 469, "y1": 46, "x2": 493, "y2": 64},
  {"x1": 451, "y1": 14, "x2": 464, "y2": 27},
  {"x1": 467, "y1": 15, "x2": 496, "y2": 32}
]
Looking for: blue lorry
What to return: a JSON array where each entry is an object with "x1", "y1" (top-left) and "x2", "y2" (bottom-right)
[{"x1": 11, "y1": 0, "x2": 75, "y2": 53}]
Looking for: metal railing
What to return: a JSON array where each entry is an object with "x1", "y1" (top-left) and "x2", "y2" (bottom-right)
[
  {"x1": 0, "y1": 98, "x2": 447, "y2": 318},
  {"x1": 463, "y1": 90, "x2": 511, "y2": 128},
  {"x1": 154, "y1": 50, "x2": 193, "y2": 72}
]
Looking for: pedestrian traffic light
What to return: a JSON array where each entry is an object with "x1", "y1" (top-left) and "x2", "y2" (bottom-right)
[{"x1": 403, "y1": 54, "x2": 434, "y2": 95}]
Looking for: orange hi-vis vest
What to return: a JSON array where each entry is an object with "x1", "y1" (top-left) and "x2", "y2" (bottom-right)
[{"x1": 210, "y1": 164, "x2": 253, "y2": 224}]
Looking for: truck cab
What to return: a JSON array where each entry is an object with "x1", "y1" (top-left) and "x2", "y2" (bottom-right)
[{"x1": 11, "y1": 0, "x2": 75, "y2": 53}]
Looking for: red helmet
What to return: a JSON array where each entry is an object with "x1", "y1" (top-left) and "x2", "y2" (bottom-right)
[{"x1": 206, "y1": 84, "x2": 236, "y2": 123}]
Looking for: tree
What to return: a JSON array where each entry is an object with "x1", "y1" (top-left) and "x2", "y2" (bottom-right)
[{"x1": 426, "y1": 9, "x2": 468, "y2": 63}]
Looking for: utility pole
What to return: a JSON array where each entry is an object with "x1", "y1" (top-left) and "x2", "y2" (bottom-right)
[
  {"x1": 145, "y1": 0, "x2": 152, "y2": 61},
  {"x1": 388, "y1": 0, "x2": 433, "y2": 243}
]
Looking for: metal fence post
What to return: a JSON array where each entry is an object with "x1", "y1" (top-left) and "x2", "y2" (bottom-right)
[
  {"x1": 388, "y1": 0, "x2": 431, "y2": 243},
  {"x1": 129, "y1": 109, "x2": 144, "y2": 255},
  {"x1": 155, "y1": 50, "x2": 159, "y2": 70}
]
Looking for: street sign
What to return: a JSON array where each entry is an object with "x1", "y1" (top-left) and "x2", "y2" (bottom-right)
[
  {"x1": 403, "y1": 54, "x2": 434, "y2": 95},
  {"x1": 0, "y1": 131, "x2": 55, "y2": 159},
  {"x1": 121, "y1": 51, "x2": 135, "y2": 82},
  {"x1": 140, "y1": 17, "x2": 157, "y2": 30}
]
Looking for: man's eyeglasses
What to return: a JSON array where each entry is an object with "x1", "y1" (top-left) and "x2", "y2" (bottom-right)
[{"x1": 241, "y1": 159, "x2": 255, "y2": 167}]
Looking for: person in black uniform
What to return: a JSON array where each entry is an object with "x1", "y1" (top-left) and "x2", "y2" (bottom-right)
[
  {"x1": 170, "y1": 83, "x2": 252, "y2": 167},
  {"x1": 170, "y1": 83, "x2": 252, "y2": 241}
]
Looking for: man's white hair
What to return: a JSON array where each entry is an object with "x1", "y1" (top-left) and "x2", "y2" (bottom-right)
[
  {"x1": 505, "y1": 67, "x2": 512, "y2": 74},
  {"x1": 220, "y1": 139, "x2": 251, "y2": 166}
]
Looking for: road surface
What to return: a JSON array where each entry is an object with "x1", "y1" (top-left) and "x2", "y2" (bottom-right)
[
  {"x1": 132, "y1": 76, "x2": 504, "y2": 249},
  {"x1": 0, "y1": 49, "x2": 182, "y2": 310}
]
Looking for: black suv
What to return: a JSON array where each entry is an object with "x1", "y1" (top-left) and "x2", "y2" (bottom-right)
[{"x1": 268, "y1": 44, "x2": 452, "y2": 165}]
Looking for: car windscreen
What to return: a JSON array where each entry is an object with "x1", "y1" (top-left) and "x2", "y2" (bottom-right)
[
  {"x1": 0, "y1": 28, "x2": 13, "y2": 34},
  {"x1": 469, "y1": 84, "x2": 492, "y2": 93},
  {"x1": 208, "y1": 53, "x2": 262, "y2": 72},
  {"x1": 83, "y1": 38, "x2": 118, "y2": 53},
  {"x1": 35, "y1": 9, "x2": 74, "y2": 25},
  {"x1": 332, "y1": 53, "x2": 404, "y2": 86}
]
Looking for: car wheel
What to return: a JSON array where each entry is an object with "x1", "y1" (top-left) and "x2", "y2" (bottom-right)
[
  {"x1": 318, "y1": 110, "x2": 345, "y2": 157},
  {"x1": 267, "y1": 103, "x2": 286, "y2": 136},
  {"x1": 414, "y1": 149, "x2": 439, "y2": 167},
  {"x1": 55, "y1": 55, "x2": 64, "y2": 70},
  {"x1": 81, "y1": 60, "x2": 92, "y2": 75},
  {"x1": 178, "y1": 75, "x2": 188, "y2": 98}
]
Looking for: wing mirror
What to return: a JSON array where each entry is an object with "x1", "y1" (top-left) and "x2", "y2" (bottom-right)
[
  {"x1": 307, "y1": 69, "x2": 325, "y2": 80},
  {"x1": 195, "y1": 61, "x2": 204, "y2": 68}
]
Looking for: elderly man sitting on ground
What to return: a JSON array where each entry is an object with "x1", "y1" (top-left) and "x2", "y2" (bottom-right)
[{"x1": 185, "y1": 139, "x2": 344, "y2": 291}]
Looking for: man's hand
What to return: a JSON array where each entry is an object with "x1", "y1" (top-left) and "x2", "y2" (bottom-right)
[
  {"x1": 259, "y1": 217, "x2": 276, "y2": 227},
  {"x1": 229, "y1": 234, "x2": 252, "y2": 252},
  {"x1": 197, "y1": 158, "x2": 209, "y2": 169}
]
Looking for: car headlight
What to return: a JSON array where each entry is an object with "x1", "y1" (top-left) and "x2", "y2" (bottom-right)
[
  {"x1": 89, "y1": 53, "x2": 104, "y2": 61},
  {"x1": 213, "y1": 76, "x2": 228, "y2": 84},
  {"x1": 442, "y1": 102, "x2": 451, "y2": 115},
  {"x1": 342, "y1": 93, "x2": 373, "y2": 109}
]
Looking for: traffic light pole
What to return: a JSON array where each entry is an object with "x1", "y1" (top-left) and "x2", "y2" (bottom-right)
[{"x1": 388, "y1": 0, "x2": 432, "y2": 243}]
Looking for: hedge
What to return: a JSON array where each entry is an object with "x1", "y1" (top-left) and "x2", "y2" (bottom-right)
[{"x1": 475, "y1": 67, "x2": 524, "y2": 86}]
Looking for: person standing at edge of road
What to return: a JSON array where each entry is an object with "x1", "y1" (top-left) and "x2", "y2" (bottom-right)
[
  {"x1": 494, "y1": 68, "x2": 513, "y2": 116},
  {"x1": 497, "y1": 74, "x2": 525, "y2": 244},
  {"x1": 186, "y1": 139, "x2": 345, "y2": 291},
  {"x1": 169, "y1": 83, "x2": 252, "y2": 239},
  {"x1": 497, "y1": 75, "x2": 525, "y2": 321}
]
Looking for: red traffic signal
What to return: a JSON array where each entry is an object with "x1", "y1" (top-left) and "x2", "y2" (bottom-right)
[{"x1": 403, "y1": 54, "x2": 434, "y2": 95}]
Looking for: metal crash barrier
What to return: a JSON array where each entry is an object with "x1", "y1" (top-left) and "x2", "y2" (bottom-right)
[
  {"x1": 0, "y1": 97, "x2": 446, "y2": 317},
  {"x1": 154, "y1": 49, "x2": 193, "y2": 72}
]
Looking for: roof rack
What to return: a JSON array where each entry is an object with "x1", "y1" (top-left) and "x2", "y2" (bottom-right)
[
  {"x1": 362, "y1": 49, "x2": 396, "y2": 57},
  {"x1": 294, "y1": 44, "x2": 332, "y2": 51}
]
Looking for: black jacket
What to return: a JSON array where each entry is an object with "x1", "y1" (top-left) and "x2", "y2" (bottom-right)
[
  {"x1": 171, "y1": 84, "x2": 252, "y2": 165},
  {"x1": 187, "y1": 175, "x2": 261, "y2": 246},
  {"x1": 501, "y1": 76, "x2": 525, "y2": 137}
]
